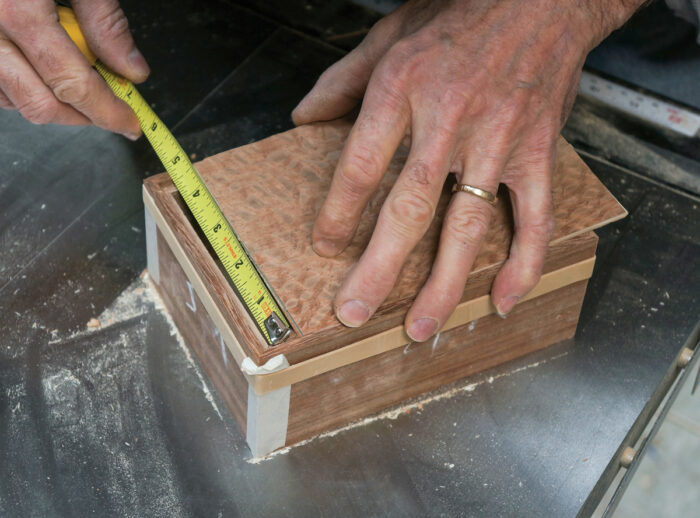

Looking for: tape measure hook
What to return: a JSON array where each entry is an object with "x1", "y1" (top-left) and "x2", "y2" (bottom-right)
[{"x1": 265, "y1": 313, "x2": 292, "y2": 345}]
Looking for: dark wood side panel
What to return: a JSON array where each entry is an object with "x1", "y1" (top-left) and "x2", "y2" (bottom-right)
[
  {"x1": 153, "y1": 228, "x2": 249, "y2": 435},
  {"x1": 286, "y1": 279, "x2": 589, "y2": 446}
]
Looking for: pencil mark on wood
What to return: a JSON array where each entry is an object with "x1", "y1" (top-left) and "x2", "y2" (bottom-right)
[{"x1": 185, "y1": 280, "x2": 197, "y2": 313}]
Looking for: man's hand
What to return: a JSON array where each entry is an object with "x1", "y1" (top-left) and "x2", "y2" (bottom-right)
[
  {"x1": 0, "y1": 0, "x2": 148, "y2": 139},
  {"x1": 293, "y1": 0, "x2": 642, "y2": 341}
]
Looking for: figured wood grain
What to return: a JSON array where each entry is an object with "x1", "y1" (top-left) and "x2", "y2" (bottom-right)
[
  {"x1": 144, "y1": 120, "x2": 624, "y2": 365},
  {"x1": 285, "y1": 279, "x2": 589, "y2": 445}
]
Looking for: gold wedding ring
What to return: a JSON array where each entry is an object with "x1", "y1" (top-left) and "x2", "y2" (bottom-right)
[{"x1": 451, "y1": 183, "x2": 497, "y2": 205}]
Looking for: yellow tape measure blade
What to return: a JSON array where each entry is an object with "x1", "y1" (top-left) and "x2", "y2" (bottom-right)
[
  {"x1": 56, "y1": 6, "x2": 291, "y2": 346},
  {"x1": 96, "y1": 64, "x2": 292, "y2": 345}
]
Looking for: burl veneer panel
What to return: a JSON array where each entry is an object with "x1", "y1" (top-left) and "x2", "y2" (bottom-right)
[
  {"x1": 145, "y1": 120, "x2": 623, "y2": 364},
  {"x1": 285, "y1": 279, "x2": 589, "y2": 445},
  {"x1": 154, "y1": 229, "x2": 248, "y2": 435}
]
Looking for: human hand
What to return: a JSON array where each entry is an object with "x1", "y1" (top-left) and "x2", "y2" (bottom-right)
[
  {"x1": 293, "y1": 0, "x2": 643, "y2": 341},
  {"x1": 0, "y1": 0, "x2": 149, "y2": 139}
]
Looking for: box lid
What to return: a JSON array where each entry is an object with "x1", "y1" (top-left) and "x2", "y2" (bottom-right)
[{"x1": 144, "y1": 120, "x2": 626, "y2": 370}]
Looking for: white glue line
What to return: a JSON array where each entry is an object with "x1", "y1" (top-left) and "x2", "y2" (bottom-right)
[
  {"x1": 430, "y1": 332, "x2": 441, "y2": 355},
  {"x1": 247, "y1": 350, "x2": 570, "y2": 464}
]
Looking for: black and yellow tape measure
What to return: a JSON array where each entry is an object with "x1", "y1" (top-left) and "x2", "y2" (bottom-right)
[{"x1": 57, "y1": 6, "x2": 291, "y2": 346}]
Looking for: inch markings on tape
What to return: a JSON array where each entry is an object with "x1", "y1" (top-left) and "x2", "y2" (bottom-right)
[
  {"x1": 58, "y1": 6, "x2": 292, "y2": 346},
  {"x1": 579, "y1": 71, "x2": 700, "y2": 138}
]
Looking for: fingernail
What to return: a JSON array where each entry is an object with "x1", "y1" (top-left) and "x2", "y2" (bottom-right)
[
  {"x1": 407, "y1": 317, "x2": 439, "y2": 342},
  {"x1": 337, "y1": 300, "x2": 370, "y2": 327},
  {"x1": 313, "y1": 239, "x2": 341, "y2": 257},
  {"x1": 122, "y1": 131, "x2": 141, "y2": 141},
  {"x1": 496, "y1": 296, "x2": 520, "y2": 318},
  {"x1": 128, "y1": 48, "x2": 150, "y2": 80}
]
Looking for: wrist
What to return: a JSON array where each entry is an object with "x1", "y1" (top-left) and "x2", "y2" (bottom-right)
[{"x1": 574, "y1": 0, "x2": 647, "y2": 50}]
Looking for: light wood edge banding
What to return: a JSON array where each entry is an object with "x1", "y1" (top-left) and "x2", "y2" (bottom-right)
[
  {"x1": 143, "y1": 186, "x2": 250, "y2": 366},
  {"x1": 249, "y1": 256, "x2": 596, "y2": 394}
]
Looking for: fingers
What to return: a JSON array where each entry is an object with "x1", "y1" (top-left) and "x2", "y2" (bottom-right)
[
  {"x1": 0, "y1": 35, "x2": 89, "y2": 125},
  {"x1": 0, "y1": 1, "x2": 139, "y2": 137},
  {"x1": 292, "y1": 17, "x2": 399, "y2": 125},
  {"x1": 72, "y1": 0, "x2": 150, "y2": 83},
  {"x1": 402, "y1": 103, "x2": 525, "y2": 339},
  {"x1": 333, "y1": 123, "x2": 453, "y2": 327},
  {"x1": 311, "y1": 83, "x2": 410, "y2": 257},
  {"x1": 292, "y1": 48, "x2": 373, "y2": 125},
  {"x1": 491, "y1": 156, "x2": 555, "y2": 317},
  {"x1": 404, "y1": 174, "x2": 499, "y2": 342}
]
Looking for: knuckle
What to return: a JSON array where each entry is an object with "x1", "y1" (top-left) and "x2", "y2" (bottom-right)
[
  {"x1": 95, "y1": 4, "x2": 130, "y2": 40},
  {"x1": 0, "y1": 1, "x2": 27, "y2": 32},
  {"x1": 387, "y1": 38, "x2": 415, "y2": 63},
  {"x1": 441, "y1": 86, "x2": 471, "y2": 114},
  {"x1": 381, "y1": 38, "x2": 420, "y2": 82},
  {"x1": 520, "y1": 215, "x2": 555, "y2": 243},
  {"x1": 528, "y1": 133, "x2": 557, "y2": 160},
  {"x1": 445, "y1": 205, "x2": 491, "y2": 249},
  {"x1": 387, "y1": 189, "x2": 436, "y2": 234},
  {"x1": 340, "y1": 149, "x2": 382, "y2": 194},
  {"x1": 50, "y1": 74, "x2": 91, "y2": 107},
  {"x1": 18, "y1": 95, "x2": 58, "y2": 125}
]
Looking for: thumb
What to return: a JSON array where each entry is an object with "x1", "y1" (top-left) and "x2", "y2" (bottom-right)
[
  {"x1": 72, "y1": 0, "x2": 150, "y2": 83},
  {"x1": 292, "y1": 48, "x2": 372, "y2": 126},
  {"x1": 292, "y1": 16, "x2": 400, "y2": 125}
]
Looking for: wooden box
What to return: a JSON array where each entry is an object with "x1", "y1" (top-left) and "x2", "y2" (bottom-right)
[{"x1": 143, "y1": 121, "x2": 625, "y2": 456}]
